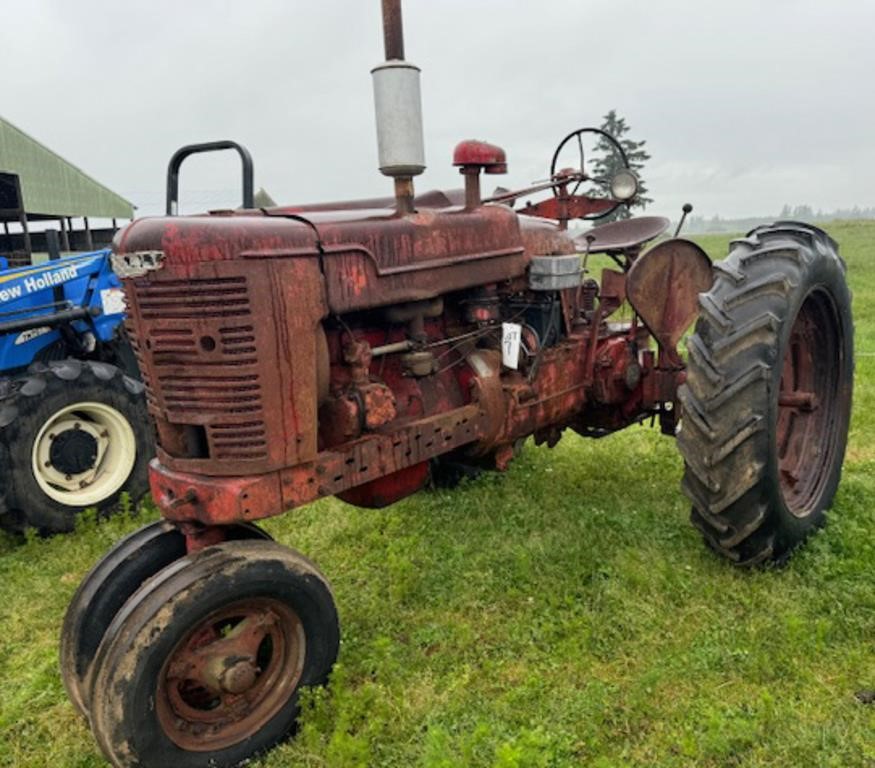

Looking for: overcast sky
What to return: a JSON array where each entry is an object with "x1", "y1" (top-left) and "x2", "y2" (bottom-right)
[{"x1": 3, "y1": 0, "x2": 874, "y2": 220}]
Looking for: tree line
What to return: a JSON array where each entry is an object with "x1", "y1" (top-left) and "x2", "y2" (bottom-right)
[{"x1": 685, "y1": 205, "x2": 875, "y2": 234}]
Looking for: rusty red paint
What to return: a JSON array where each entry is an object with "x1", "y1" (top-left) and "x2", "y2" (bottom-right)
[
  {"x1": 598, "y1": 268, "x2": 627, "y2": 318},
  {"x1": 453, "y1": 140, "x2": 507, "y2": 173},
  {"x1": 338, "y1": 462, "x2": 429, "y2": 508},
  {"x1": 155, "y1": 598, "x2": 304, "y2": 751},
  {"x1": 361, "y1": 382, "x2": 398, "y2": 429},
  {"x1": 119, "y1": 149, "x2": 685, "y2": 529},
  {"x1": 626, "y1": 238, "x2": 712, "y2": 368},
  {"x1": 179, "y1": 522, "x2": 228, "y2": 553},
  {"x1": 518, "y1": 196, "x2": 616, "y2": 221},
  {"x1": 381, "y1": 0, "x2": 405, "y2": 60},
  {"x1": 318, "y1": 393, "x2": 361, "y2": 448},
  {"x1": 575, "y1": 216, "x2": 670, "y2": 254},
  {"x1": 776, "y1": 290, "x2": 842, "y2": 518}
]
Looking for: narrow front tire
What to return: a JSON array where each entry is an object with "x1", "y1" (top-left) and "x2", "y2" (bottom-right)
[
  {"x1": 87, "y1": 539, "x2": 340, "y2": 768},
  {"x1": 60, "y1": 521, "x2": 271, "y2": 718}
]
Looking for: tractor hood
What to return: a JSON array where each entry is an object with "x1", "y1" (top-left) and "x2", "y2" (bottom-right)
[{"x1": 113, "y1": 202, "x2": 573, "y2": 314}]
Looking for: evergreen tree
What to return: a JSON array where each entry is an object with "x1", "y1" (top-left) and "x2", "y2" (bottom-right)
[
  {"x1": 588, "y1": 110, "x2": 652, "y2": 221},
  {"x1": 792, "y1": 204, "x2": 814, "y2": 221}
]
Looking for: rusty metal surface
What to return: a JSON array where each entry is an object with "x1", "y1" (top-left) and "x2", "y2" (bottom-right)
[
  {"x1": 155, "y1": 598, "x2": 304, "y2": 751},
  {"x1": 361, "y1": 382, "x2": 397, "y2": 429},
  {"x1": 517, "y1": 195, "x2": 616, "y2": 222},
  {"x1": 517, "y1": 215, "x2": 576, "y2": 257},
  {"x1": 127, "y1": 254, "x2": 326, "y2": 477},
  {"x1": 453, "y1": 140, "x2": 507, "y2": 173},
  {"x1": 338, "y1": 462, "x2": 429, "y2": 508},
  {"x1": 318, "y1": 394, "x2": 361, "y2": 448},
  {"x1": 119, "y1": 205, "x2": 528, "y2": 315},
  {"x1": 776, "y1": 290, "x2": 841, "y2": 517},
  {"x1": 119, "y1": 137, "x2": 683, "y2": 529},
  {"x1": 626, "y1": 238, "x2": 712, "y2": 367},
  {"x1": 381, "y1": 0, "x2": 405, "y2": 60},
  {"x1": 598, "y1": 268, "x2": 627, "y2": 318},
  {"x1": 152, "y1": 403, "x2": 485, "y2": 525},
  {"x1": 276, "y1": 187, "x2": 465, "y2": 213},
  {"x1": 576, "y1": 216, "x2": 670, "y2": 254},
  {"x1": 148, "y1": 299, "x2": 668, "y2": 529}
]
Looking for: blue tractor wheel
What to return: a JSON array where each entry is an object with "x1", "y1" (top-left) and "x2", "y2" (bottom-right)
[{"x1": 0, "y1": 359, "x2": 153, "y2": 534}]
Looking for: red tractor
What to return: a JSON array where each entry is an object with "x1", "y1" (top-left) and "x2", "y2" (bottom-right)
[{"x1": 61, "y1": 3, "x2": 853, "y2": 766}]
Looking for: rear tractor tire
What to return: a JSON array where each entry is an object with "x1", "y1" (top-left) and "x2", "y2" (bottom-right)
[
  {"x1": 678, "y1": 222, "x2": 853, "y2": 566},
  {"x1": 0, "y1": 359, "x2": 153, "y2": 534}
]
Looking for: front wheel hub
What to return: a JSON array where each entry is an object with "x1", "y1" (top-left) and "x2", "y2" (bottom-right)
[
  {"x1": 215, "y1": 658, "x2": 259, "y2": 694},
  {"x1": 157, "y1": 600, "x2": 305, "y2": 751}
]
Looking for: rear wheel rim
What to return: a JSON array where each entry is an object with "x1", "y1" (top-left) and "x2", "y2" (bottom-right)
[
  {"x1": 31, "y1": 401, "x2": 137, "y2": 507},
  {"x1": 776, "y1": 289, "x2": 843, "y2": 518},
  {"x1": 156, "y1": 597, "x2": 305, "y2": 752}
]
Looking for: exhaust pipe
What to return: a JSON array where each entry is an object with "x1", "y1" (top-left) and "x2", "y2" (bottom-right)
[{"x1": 372, "y1": 0, "x2": 425, "y2": 214}]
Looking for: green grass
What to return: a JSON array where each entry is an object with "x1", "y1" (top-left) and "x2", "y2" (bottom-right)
[{"x1": 1, "y1": 221, "x2": 873, "y2": 768}]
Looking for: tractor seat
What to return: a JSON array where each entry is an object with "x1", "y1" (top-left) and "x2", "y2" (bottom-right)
[{"x1": 575, "y1": 216, "x2": 670, "y2": 254}]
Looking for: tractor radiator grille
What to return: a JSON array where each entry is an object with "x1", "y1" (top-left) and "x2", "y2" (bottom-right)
[
  {"x1": 128, "y1": 276, "x2": 269, "y2": 463},
  {"x1": 156, "y1": 372, "x2": 262, "y2": 414},
  {"x1": 136, "y1": 277, "x2": 251, "y2": 319},
  {"x1": 209, "y1": 422, "x2": 269, "y2": 461}
]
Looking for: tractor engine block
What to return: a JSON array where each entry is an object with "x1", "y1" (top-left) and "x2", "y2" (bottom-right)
[{"x1": 116, "y1": 197, "x2": 677, "y2": 527}]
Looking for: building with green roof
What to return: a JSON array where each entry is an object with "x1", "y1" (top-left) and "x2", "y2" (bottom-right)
[{"x1": 0, "y1": 115, "x2": 134, "y2": 265}]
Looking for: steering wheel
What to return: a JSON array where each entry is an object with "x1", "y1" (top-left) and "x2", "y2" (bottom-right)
[{"x1": 549, "y1": 127, "x2": 632, "y2": 220}]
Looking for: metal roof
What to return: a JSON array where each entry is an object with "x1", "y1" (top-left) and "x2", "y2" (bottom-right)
[{"x1": 0, "y1": 115, "x2": 134, "y2": 219}]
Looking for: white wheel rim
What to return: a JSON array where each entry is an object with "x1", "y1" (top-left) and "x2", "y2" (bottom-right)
[{"x1": 31, "y1": 401, "x2": 137, "y2": 507}]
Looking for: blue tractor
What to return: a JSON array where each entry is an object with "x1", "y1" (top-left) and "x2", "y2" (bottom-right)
[{"x1": 0, "y1": 249, "x2": 152, "y2": 533}]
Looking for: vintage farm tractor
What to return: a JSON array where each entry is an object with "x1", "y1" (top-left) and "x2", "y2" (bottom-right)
[{"x1": 61, "y1": 2, "x2": 853, "y2": 766}]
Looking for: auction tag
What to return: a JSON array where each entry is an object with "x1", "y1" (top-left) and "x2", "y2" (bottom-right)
[
  {"x1": 100, "y1": 287, "x2": 127, "y2": 315},
  {"x1": 502, "y1": 322, "x2": 522, "y2": 369}
]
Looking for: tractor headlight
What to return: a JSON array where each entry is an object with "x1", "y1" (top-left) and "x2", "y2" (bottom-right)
[{"x1": 610, "y1": 170, "x2": 639, "y2": 201}]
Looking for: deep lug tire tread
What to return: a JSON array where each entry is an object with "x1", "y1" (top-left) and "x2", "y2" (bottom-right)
[
  {"x1": 0, "y1": 359, "x2": 153, "y2": 534},
  {"x1": 678, "y1": 221, "x2": 853, "y2": 566}
]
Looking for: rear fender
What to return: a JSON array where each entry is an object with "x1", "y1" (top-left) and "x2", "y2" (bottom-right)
[{"x1": 626, "y1": 238, "x2": 713, "y2": 366}]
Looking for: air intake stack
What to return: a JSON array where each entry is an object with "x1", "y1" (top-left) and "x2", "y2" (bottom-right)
[{"x1": 372, "y1": 0, "x2": 425, "y2": 213}]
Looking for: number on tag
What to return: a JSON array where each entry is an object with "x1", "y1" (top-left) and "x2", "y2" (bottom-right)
[{"x1": 502, "y1": 322, "x2": 522, "y2": 369}]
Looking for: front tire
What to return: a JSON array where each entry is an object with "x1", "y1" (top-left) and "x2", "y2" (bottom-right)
[
  {"x1": 88, "y1": 539, "x2": 340, "y2": 768},
  {"x1": 678, "y1": 222, "x2": 853, "y2": 565},
  {"x1": 0, "y1": 360, "x2": 153, "y2": 533},
  {"x1": 60, "y1": 521, "x2": 272, "y2": 718}
]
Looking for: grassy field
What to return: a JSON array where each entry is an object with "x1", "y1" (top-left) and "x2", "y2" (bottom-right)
[{"x1": 1, "y1": 222, "x2": 873, "y2": 768}]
